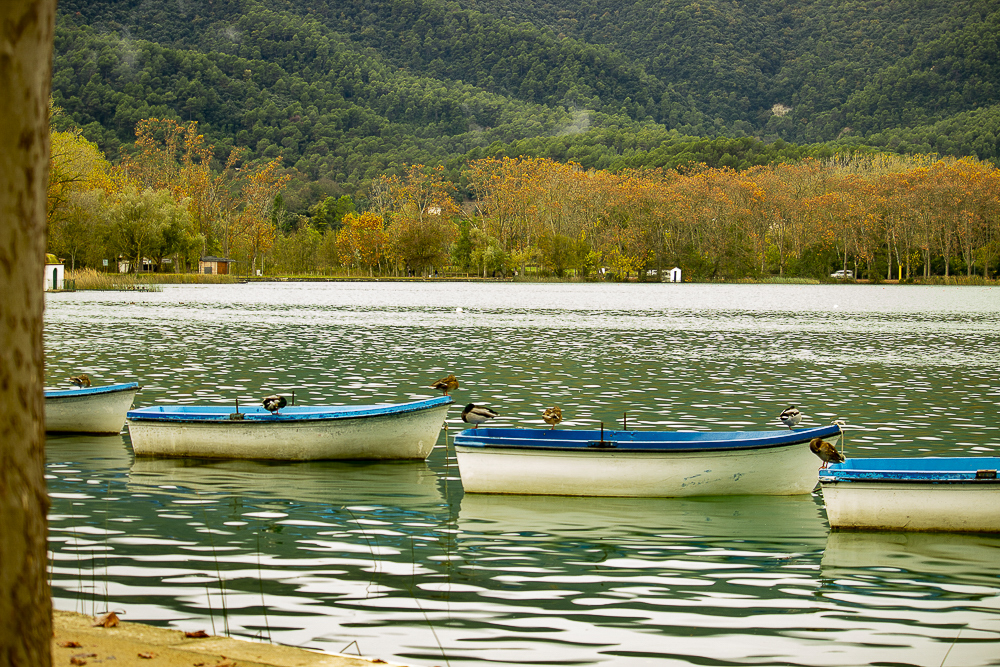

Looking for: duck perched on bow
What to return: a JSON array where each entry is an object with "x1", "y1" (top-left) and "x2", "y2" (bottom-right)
[
  {"x1": 262, "y1": 394, "x2": 287, "y2": 415},
  {"x1": 809, "y1": 437, "x2": 845, "y2": 468},
  {"x1": 542, "y1": 406, "x2": 562, "y2": 429},
  {"x1": 779, "y1": 405, "x2": 802, "y2": 429},
  {"x1": 430, "y1": 374, "x2": 460, "y2": 396},
  {"x1": 462, "y1": 403, "x2": 498, "y2": 429}
]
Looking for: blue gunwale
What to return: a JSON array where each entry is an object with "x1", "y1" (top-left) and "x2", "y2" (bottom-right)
[
  {"x1": 820, "y1": 457, "x2": 1000, "y2": 483},
  {"x1": 127, "y1": 395, "x2": 452, "y2": 423},
  {"x1": 45, "y1": 382, "x2": 140, "y2": 399},
  {"x1": 454, "y1": 423, "x2": 843, "y2": 453}
]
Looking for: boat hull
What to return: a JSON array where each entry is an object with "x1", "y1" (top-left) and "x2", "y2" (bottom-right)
[
  {"x1": 820, "y1": 457, "x2": 1000, "y2": 533},
  {"x1": 44, "y1": 383, "x2": 140, "y2": 434},
  {"x1": 454, "y1": 425, "x2": 842, "y2": 497},
  {"x1": 126, "y1": 397, "x2": 451, "y2": 461}
]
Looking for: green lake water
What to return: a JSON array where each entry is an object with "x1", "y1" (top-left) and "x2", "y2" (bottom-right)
[{"x1": 44, "y1": 282, "x2": 1000, "y2": 666}]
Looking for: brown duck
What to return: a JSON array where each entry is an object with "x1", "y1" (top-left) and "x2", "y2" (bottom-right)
[
  {"x1": 430, "y1": 374, "x2": 460, "y2": 396},
  {"x1": 809, "y1": 437, "x2": 845, "y2": 468},
  {"x1": 542, "y1": 406, "x2": 562, "y2": 429}
]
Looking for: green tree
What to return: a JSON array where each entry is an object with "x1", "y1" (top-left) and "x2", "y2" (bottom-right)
[{"x1": 106, "y1": 187, "x2": 191, "y2": 274}]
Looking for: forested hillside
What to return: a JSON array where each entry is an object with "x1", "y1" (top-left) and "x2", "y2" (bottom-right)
[
  {"x1": 52, "y1": 0, "x2": 1000, "y2": 205},
  {"x1": 46, "y1": 0, "x2": 1000, "y2": 284}
]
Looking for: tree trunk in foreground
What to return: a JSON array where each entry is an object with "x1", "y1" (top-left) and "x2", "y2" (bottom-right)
[{"x1": 0, "y1": 1, "x2": 57, "y2": 665}]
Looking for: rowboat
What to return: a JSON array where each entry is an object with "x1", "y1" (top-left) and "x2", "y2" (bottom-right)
[
  {"x1": 819, "y1": 457, "x2": 1000, "y2": 532},
  {"x1": 126, "y1": 396, "x2": 452, "y2": 461},
  {"x1": 453, "y1": 423, "x2": 843, "y2": 497},
  {"x1": 44, "y1": 382, "x2": 141, "y2": 434}
]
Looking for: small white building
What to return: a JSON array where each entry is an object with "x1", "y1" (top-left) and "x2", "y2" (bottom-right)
[
  {"x1": 44, "y1": 254, "x2": 65, "y2": 291},
  {"x1": 118, "y1": 257, "x2": 154, "y2": 273},
  {"x1": 668, "y1": 267, "x2": 682, "y2": 283}
]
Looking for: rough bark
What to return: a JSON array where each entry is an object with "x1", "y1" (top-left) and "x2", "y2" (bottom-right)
[{"x1": 0, "y1": 1, "x2": 56, "y2": 665}]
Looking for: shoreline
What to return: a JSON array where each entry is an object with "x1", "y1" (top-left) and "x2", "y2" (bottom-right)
[
  {"x1": 53, "y1": 610, "x2": 417, "y2": 667},
  {"x1": 58, "y1": 274, "x2": 1000, "y2": 289}
]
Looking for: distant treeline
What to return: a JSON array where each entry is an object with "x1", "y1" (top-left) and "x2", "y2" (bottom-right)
[{"x1": 48, "y1": 118, "x2": 1000, "y2": 283}]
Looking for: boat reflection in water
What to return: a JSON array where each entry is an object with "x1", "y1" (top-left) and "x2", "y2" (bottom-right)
[
  {"x1": 46, "y1": 432, "x2": 133, "y2": 471},
  {"x1": 822, "y1": 530, "x2": 1000, "y2": 582},
  {"x1": 458, "y1": 491, "x2": 830, "y2": 543},
  {"x1": 127, "y1": 457, "x2": 445, "y2": 507}
]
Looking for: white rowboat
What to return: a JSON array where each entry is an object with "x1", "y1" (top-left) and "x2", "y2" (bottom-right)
[
  {"x1": 819, "y1": 457, "x2": 1000, "y2": 532},
  {"x1": 454, "y1": 424, "x2": 843, "y2": 497},
  {"x1": 126, "y1": 396, "x2": 452, "y2": 461},
  {"x1": 45, "y1": 382, "x2": 140, "y2": 434}
]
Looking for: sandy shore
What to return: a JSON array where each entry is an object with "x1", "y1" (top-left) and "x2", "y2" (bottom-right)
[{"x1": 52, "y1": 610, "x2": 419, "y2": 667}]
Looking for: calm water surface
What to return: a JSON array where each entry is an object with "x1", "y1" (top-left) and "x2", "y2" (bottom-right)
[{"x1": 44, "y1": 283, "x2": 1000, "y2": 666}]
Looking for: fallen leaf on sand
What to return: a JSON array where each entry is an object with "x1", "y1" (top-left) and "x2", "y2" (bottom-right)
[
  {"x1": 70, "y1": 658, "x2": 87, "y2": 666},
  {"x1": 57, "y1": 641, "x2": 82, "y2": 648},
  {"x1": 185, "y1": 630, "x2": 210, "y2": 638},
  {"x1": 93, "y1": 612, "x2": 120, "y2": 628},
  {"x1": 138, "y1": 651, "x2": 156, "y2": 659}
]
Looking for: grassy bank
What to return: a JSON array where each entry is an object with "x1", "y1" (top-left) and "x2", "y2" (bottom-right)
[{"x1": 68, "y1": 268, "x2": 240, "y2": 289}]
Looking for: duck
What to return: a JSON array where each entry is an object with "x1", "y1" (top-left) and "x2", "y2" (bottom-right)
[
  {"x1": 262, "y1": 394, "x2": 287, "y2": 415},
  {"x1": 809, "y1": 437, "x2": 845, "y2": 468},
  {"x1": 430, "y1": 374, "x2": 460, "y2": 396},
  {"x1": 779, "y1": 405, "x2": 802, "y2": 429},
  {"x1": 542, "y1": 406, "x2": 562, "y2": 429},
  {"x1": 461, "y1": 403, "x2": 498, "y2": 429},
  {"x1": 68, "y1": 374, "x2": 91, "y2": 388}
]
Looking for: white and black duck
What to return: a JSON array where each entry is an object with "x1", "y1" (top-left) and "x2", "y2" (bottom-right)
[
  {"x1": 462, "y1": 403, "x2": 498, "y2": 429},
  {"x1": 262, "y1": 394, "x2": 287, "y2": 415},
  {"x1": 779, "y1": 405, "x2": 802, "y2": 429}
]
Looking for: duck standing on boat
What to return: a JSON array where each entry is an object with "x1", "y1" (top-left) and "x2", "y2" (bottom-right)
[
  {"x1": 69, "y1": 374, "x2": 91, "y2": 388},
  {"x1": 262, "y1": 394, "x2": 287, "y2": 415},
  {"x1": 542, "y1": 406, "x2": 562, "y2": 429},
  {"x1": 462, "y1": 403, "x2": 498, "y2": 429},
  {"x1": 809, "y1": 437, "x2": 844, "y2": 468},
  {"x1": 430, "y1": 374, "x2": 460, "y2": 396},
  {"x1": 779, "y1": 405, "x2": 802, "y2": 429}
]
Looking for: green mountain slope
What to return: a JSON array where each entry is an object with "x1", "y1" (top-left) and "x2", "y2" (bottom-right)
[{"x1": 51, "y1": 0, "x2": 1000, "y2": 193}]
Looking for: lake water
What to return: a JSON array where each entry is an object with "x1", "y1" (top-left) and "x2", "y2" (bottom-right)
[{"x1": 44, "y1": 282, "x2": 1000, "y2": 666}]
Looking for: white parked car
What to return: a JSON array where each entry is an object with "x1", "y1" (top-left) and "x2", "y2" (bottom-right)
[{"x1": 830, "y1": 269, "x2": 853, "y2": 279}]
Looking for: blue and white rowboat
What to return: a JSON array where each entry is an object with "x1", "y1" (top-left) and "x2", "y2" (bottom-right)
[
  {"x1": 820, "y1": 457, "x2": 1000, "y2": 532},
  {"x1": 126, "y1": 396, "x2": 452, "y2": 461},
  {"x1": 45, "y1": 382, "x2": 140, "y2": 434},
  {"x1": 454, "y1": 423, "x2": 844, "y2": 497}
]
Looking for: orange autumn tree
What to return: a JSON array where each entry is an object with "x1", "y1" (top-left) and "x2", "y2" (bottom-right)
[
  {"x1": 464, "y1": 156, "x2": 546, "y2": 256},
  {"x1": 121, "y1": 118, "x2": 288, "y2": 273},
  {"x1": 336, "y1": 211, "x2": 388, "y2": 275},
  {"x1": 369, "y1": 164, "x2": 459, "y2": 274},
  {"x1": 236, "y1": 158, "x2": 291, "y2": 275}
]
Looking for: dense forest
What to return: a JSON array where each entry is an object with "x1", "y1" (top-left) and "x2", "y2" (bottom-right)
[{"x1": 46, "y1": 0, "x2": 1000, "y2": 280}]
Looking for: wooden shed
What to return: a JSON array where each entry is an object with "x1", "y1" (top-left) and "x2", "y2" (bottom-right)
[{"x1": 198, "y1": 256, "x2": 235, "y2": 275}]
